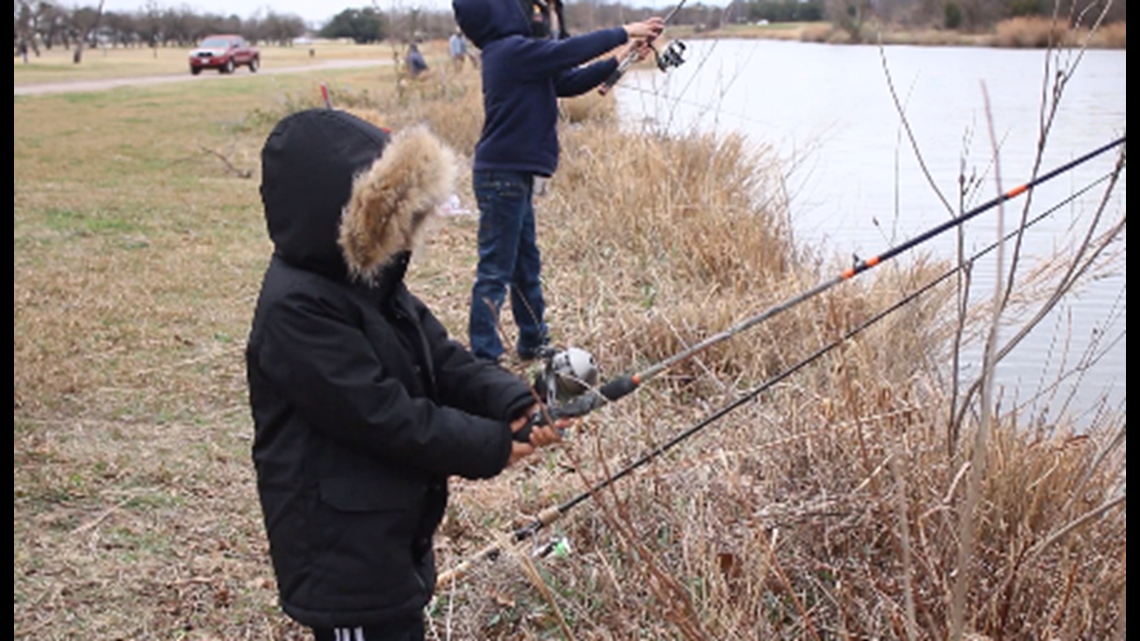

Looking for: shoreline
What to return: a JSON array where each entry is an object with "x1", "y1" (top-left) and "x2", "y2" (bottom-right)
[{"x1": 678, "y1": 19, "x2": 1126, "y2": 50}]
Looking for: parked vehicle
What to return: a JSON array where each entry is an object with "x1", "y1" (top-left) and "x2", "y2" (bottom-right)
[{"x1": 189, "y1": 34, "x2": 260, "y2": 75}]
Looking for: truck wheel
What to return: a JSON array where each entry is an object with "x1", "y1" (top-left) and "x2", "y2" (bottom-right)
[
  {"x1": 249, "y1": 57, "x2": 259, "y2": 73},
  {"x1": 190, "y1": 67, "x2": 202, "y2": 76},
  {"x1": 222, "y1": 58, "x2": 235, "y2": 74}
]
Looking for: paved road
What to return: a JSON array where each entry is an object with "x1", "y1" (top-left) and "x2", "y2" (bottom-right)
[{"x1": 14, "y1": 58, "x2": 387, "y2": 96}]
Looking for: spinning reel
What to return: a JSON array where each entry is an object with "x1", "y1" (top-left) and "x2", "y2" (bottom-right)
[
  {"x1": 599, "y1": 36, "x2": 687, "y2": 95},
  {"x1": 514, "y1": 345, "x2": 612, "y2": 442},
  {"x1": 531, "y1": 346, "x2": 600, "y2": 407},
  {"x1": 654, "y1": 39, "x2": 687, "y2": 72}
]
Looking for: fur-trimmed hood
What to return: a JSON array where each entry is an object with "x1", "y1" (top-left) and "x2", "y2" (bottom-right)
[{"x1": 259, "y1": 109, "x2": 456, "y2": 282}]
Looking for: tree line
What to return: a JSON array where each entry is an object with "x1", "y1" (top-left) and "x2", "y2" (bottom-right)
[
  {"x1": 13, "y1": 0, "x2": 309, "y2": 56},
  {"x1": 15, "y1": 0, "x2": 1126, "y2": 58}
]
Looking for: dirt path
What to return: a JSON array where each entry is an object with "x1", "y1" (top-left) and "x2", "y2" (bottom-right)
[{"x1": 14, "y1": 58, "x2": 388, "y2": 96}]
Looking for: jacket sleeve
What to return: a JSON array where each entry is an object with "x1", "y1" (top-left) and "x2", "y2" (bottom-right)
[
  {"x1": 410, "y1": 294, "x2": 536, "y2": 421},
  {"x1": 507, "y1": 27, "x2": 627, "y2": 81},
  {"x1": 255, "y1": 287, "x2": 513, "y2": 480},
  {"x1": 554, "y1": 58, "x2": 620, "y2": 97}
]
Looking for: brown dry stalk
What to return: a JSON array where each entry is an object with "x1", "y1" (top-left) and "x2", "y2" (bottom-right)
[
  {"x1": 560, "y1": 439, "x2": 709, "y2": 640},
  {"x1": 198, "y1": 145, "x2": 254, "y2": 179}
]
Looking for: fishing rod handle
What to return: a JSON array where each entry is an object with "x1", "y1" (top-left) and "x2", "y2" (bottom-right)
[
  {"x1": 598, "y1": 52, "x2": 636, "y2": 96},
  {"x1": 512, "y1": 374, "x2": 641, "y2": 442},
  {"x1": 436, "y1": 540, "x2": 500, "y2": 590},
  {"x1": 600, "y1": 0, "x2": 682, "y2": 96}
]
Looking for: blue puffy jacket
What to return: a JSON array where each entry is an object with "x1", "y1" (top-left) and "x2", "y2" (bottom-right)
[{"x1": 453, "y1": 0, "x2": 629, "y2": 176}]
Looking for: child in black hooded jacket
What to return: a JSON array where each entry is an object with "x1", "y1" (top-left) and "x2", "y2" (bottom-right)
[{"x1": 246, "y1": 109, "x2": 565, "y2": 640}]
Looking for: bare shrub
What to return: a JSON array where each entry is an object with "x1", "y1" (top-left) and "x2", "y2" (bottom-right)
[
  {"x1": 993, "y1": 16, "x2": 1074, "y2": 48},
  {"x1": 561, "y1": 90, "x2": 618, "y2": 125}
]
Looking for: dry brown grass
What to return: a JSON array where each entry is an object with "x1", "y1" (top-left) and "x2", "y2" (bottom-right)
[
  {"x1": 14, "y1": 46, "x2": 1125, "y2": 640},
  {"x1": 989, "y1": 16, "x2": 1125, "y2": 49},
  {"x1": 741, "y1": 18, "x2": 1126, "y2": 49}
]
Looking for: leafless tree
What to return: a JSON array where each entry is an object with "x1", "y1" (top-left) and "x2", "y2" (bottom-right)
[
  {"x1": 14, "y1": 0, "x2": 41, "y2": 57},
  {"x1": 69, "y1": 0, "x2": 103, "y2": 63}
]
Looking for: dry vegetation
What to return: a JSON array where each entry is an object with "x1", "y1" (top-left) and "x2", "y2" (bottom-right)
[
  {"x1": 701, "y1": 17, "x2": 1126, "y2": 49},
  {"x1": 14, "y1": 37, "x2": 1125, "y2": 641}
]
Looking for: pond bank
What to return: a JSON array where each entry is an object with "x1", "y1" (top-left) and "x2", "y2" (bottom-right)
[{"x1": 678, "y1": 17, "x2": 1126, "y2": 50}]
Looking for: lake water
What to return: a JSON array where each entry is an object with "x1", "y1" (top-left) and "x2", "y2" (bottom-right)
[{"x1": 615, "y1": 39, "x2": 1126, "y2": 426}]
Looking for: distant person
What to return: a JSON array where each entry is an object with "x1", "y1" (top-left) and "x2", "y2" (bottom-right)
[
  {"x1": 453, "y1": 0, "x2": 663, "y2": 363},
  {"x1": 449, "y1": 29, "x2": 469, "y2": 71},
  {"x1": 519, "y1": 0, "x2": 569, "y2": 39},
  {"x1": 406, "y1": 42, "x2": 429, "y2": 79}
]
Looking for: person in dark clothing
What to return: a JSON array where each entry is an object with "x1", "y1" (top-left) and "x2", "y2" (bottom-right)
[
  {"x1": 518, "y1": 0, "x2": 569, "y2": 39},
  {"x1": 406, "y1": 42, "x2": 429, "y2": 78},
  {"x1": 453, "y1": 0, "x2": 663, "y2": 363},
  {"x1": 246, "y1": 109, "x2": 566, "y2": 640}
]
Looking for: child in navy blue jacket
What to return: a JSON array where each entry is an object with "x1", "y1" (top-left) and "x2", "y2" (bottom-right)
[{"x1": 453, "y1": 0, "x2": 664, "y2": 363}]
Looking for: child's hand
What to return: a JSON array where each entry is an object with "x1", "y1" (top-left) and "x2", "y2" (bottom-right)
[
  {"x1": 507, "y1": 404, "x2": 567, "y2": 466},
  {"x1": 617, "y1": 39, "x2": 655, "y2": 63},
  {"x1": 624, "y1": 17, "x2": 665, "y2": 42}
]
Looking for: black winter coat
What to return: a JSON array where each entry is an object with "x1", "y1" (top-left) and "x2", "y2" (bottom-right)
[{"x1": 246, "y1": 109, "x2": 534, "y2": 628}]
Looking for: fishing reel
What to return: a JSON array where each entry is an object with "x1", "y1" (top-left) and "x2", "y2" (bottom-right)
[
  {"x1": 654, "y1": 39, "x2": 687, "y2": 72},
  {"x1": 532, "y1": 346, "x2": 600, "y2": 407}
]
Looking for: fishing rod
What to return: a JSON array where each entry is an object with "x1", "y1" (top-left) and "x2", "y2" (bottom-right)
[
  {"x1": 514, "y1": 134, "x2": 1126, "y2": 443},
  {"x1": 445, "y1": 165, "x2": 1125, "y2": 588},
  {"x1": 598, "y1": 0, "x2": 688, "y2": 96}
]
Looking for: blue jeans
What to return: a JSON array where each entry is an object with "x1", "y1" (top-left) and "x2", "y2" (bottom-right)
[{"x1": 468, "y1": 170, "x2": 548, "y2": 362}]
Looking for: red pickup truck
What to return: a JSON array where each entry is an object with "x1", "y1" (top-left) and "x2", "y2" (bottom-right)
[{"x1": 189, "y1": 34, "x2": 260, "y2": 75}]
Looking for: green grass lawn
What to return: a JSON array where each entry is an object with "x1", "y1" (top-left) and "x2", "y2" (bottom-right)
[{"x1": 13, "y1": 40, "x2": 438, "y2": 85}]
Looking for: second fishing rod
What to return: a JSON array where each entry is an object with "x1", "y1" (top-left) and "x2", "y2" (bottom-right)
[
  {"x1": 514, "y1": 134, "x2": 1126, "y2": 442},
  {"x1": 444, "y1": 160, "x2": 1125, "y2": 588}
]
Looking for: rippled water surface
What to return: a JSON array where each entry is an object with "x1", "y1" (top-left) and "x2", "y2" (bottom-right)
[{"x1": 616, "y1": 39, "x2": 1126, "y2": 424}]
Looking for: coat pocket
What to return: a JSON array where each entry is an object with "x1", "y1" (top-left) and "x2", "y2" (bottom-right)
[{"x1": 306, "y1": 474, "x2": 431, "y2": 611}]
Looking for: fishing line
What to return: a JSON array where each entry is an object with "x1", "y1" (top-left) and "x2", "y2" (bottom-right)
[
  {"x1": 616, "y1": 36, "x2": 783, "y2": 140},
  {"x1": 619, "y1": 81, "x2": 795, "y2": 139},
  {"x1": 515, "y1": 134, "x2": 1125, "y2": 442},
  {"x1": 443, "y1": 164, "x2": 1125, "y2": 587}
]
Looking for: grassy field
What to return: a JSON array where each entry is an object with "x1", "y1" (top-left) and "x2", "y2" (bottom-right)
[
  {"x1": 14, "y1": 42, "x2": 1126, "y2": 640},
  {"x1": 12, "y1": 40, "x2": 447, "y2": 85}
]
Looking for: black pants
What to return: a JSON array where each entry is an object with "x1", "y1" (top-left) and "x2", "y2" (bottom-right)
[{"x1": 311, "y1": 616, "x2": 424, "y2": 641}]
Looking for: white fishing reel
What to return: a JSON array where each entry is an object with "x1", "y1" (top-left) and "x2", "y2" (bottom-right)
[
  {"x1": 655, "y1": 39, "x2": 686, "y2": 72},
  {"x1": 533, "y1": 346, "x2": 600, "y2": 406}
]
